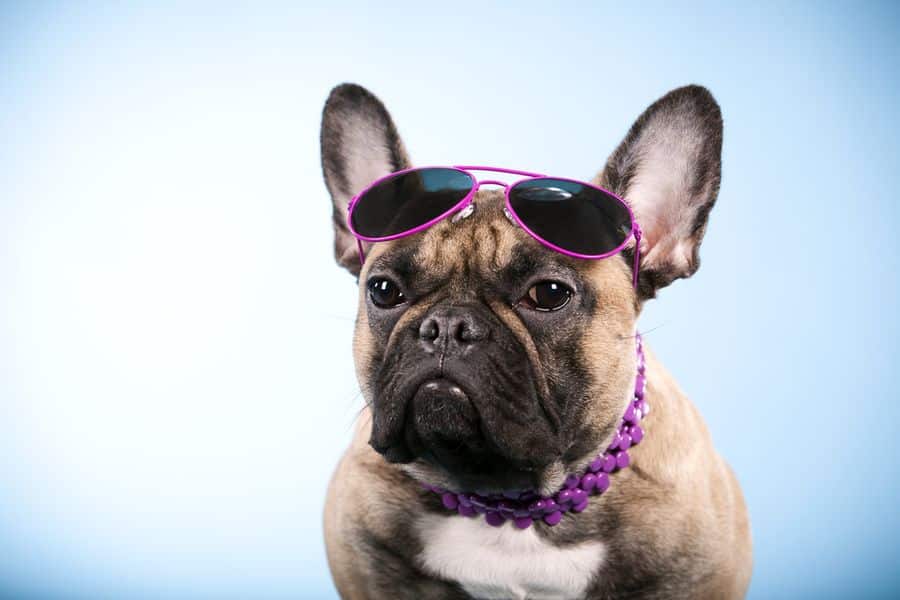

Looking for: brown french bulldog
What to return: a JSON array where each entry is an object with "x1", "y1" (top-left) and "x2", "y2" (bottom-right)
[{"x1": 320, "y1": 83, "x2": 751, "y2": 599}]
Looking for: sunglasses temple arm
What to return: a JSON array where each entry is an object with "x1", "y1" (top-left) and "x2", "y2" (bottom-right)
[
  {"x1": 356, "y1": 238, "x2": 366, "y2": 265},
  {"x1": 632, "y1": 226, "x2": 642, "y2": 290}
]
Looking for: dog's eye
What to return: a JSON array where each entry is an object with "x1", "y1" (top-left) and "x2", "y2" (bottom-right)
[
  {"x1": 520, "y1": 281, "x2": 572, "y2": 312},
  {"x1": 368, "y1": 278, "x2": 406, "y2": 308}
]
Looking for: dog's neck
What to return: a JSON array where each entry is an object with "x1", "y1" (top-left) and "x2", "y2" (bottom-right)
[{"x1": 423, "y1": 334, "x2": 648, "y2": 529}]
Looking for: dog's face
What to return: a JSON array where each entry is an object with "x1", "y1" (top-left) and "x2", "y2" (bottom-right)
[
  {"x1": 320, "y1": 84, "x2": 722, "y2": 494},
  {"x1": 350, "y1": 195, "x2": 639, "y2": 494}
]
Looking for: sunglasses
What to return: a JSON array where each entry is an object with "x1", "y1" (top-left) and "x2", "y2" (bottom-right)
[{"x1": 347, "y1": 166, "x2": 642, "y2": 288}]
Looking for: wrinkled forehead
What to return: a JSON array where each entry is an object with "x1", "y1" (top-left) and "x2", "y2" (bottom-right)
[
  {"x1": 413, "y1": 190, "x2": 519, "y2": 278},
  {"x1": 361, "y1": 189, "x2": 631, "y2": 292}
]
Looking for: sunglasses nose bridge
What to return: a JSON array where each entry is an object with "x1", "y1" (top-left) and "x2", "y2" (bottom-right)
[{"x1": 474, "y1": 179, "x2": 510, "y2": 192}]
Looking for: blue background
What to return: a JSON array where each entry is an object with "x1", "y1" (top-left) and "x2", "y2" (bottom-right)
[{"x1": 2, "y1": 2, "x2": 898, "y2": 598}]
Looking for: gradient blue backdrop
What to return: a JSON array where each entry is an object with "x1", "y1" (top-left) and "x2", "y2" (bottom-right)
[{"x1": 2, "y1": 2, "x2": 898, "y2": 598}]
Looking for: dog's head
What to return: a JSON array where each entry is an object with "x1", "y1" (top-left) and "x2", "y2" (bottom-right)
[{"x1": 320, "y1": 83, "x2": 722, "y2": 494}]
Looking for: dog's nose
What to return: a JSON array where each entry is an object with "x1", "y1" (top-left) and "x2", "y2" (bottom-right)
[{"x1": 419, "y1": 306, "x2": 489, "y2": 353}]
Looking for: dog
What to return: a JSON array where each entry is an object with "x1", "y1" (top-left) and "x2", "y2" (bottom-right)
[{"x1": 319, "y1": 82, "x2": 751, "y2": 599}]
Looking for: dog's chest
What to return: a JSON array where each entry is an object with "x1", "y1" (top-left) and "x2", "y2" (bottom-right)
[{"x1": 417, "y1": 513, "x2": 605, "y2": 600}]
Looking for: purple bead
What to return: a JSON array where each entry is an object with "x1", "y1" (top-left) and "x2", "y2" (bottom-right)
[
  {"x1": 630, "y1": 425, "x2": 644, "y2": 444},
  {"x1": 564, "y1": 474, "x2": 580, "y2": 489},
  {"x1": 572, "y1": 500, "x2": 589, "y2": 513},
  {"x1": 457, "y1": 504, "x2": 476, "y2": 518},
  {"x1": 602, "y1": 454, "x2": 617, "y2": 473},
  {"x1": 557, "y1": 489, "x2": 574, "y2": 504},
  {"x1": 580, "y1": 473, "x2": 597, "y2": 492},
  {"x1": 635, "y1": 374, "x2": 646, "y2": 398},
  {"x1": 457, "y1": 494, "x2": 472, "y2": 507},
  {"x1": 543, "y1": 511, "x2": 563, "y2": 526},
  {"x1": 623, "y1": 403, "x2": 637, "y2": 424},
  {"x1": 640, "y1": 400, "x2": 650, "y2": 415},
  {"x1": 513, "y1": 517, "x2": 533, "y2": 530},
  {"x1": 571, "y1": 488, "x2": 588, "y2": 505},
  {"x1": 485, "y1": 511, "x2": 506, "y2": 527},
  {"x1": 543, "y1": 499, "x2": 559, "y2": 513},
  {"x1": 441, "y1": 493, "x2": 459, "y2": 510},
  {"x1": 528, "y1": 499, "x2": 547, "y2": 513},
  {"x1": 616, "y1": 450, "x2": 630, "y2": 469},
  {"x1": 589, "y1": 457, "x2": 604, "y2": 473},
  {"x1": 596, "y1": 472, "x2": 610, "y2": 493},
  {"x1": 619, "y1": 432, "x2": 632, "y2": 450},
  {"x1": 607, "y1": 433, "x2": 622, "y2": 451}
]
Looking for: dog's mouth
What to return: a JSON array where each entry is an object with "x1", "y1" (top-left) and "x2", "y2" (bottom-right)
[
  {"x1": 369, "y1": 367, "x2": 558, "y2": 493},
  {"x1": 408, "y1": 378, "x2": 483, "y2": 470}
]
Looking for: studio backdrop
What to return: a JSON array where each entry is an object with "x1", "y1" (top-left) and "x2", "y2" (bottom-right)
[{"x1": 1, "y1": 2, "x2": 898, "y2": 599}]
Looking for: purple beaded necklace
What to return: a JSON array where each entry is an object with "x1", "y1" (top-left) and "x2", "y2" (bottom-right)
[{"x1": 423, "y1": 333, "x2": 648, "y2": 529}]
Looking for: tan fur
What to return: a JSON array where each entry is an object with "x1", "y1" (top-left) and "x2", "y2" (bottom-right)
[{"x1": 324, "y1": 191, "x2": 751, "y2": 598}]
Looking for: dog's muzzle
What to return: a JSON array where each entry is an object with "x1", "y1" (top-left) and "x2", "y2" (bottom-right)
[{"x1": 368, "y1": 303, "x2": 561, "y2": 491}]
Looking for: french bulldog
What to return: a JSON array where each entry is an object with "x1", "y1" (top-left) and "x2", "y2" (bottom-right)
[{"x1": 320, "y1": 83, "x2": 751, "y2": 599}]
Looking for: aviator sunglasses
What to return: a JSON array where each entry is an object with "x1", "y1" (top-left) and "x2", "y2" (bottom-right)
[{"x1": 348, "y1": 166, "x2": 643, "y2": 288}]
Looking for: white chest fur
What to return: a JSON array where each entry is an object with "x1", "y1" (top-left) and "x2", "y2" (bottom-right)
[{"x1": 417, "y1": 513, "x2": 605, "y2": 600}]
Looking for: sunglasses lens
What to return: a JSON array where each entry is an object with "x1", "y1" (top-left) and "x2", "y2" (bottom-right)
[
  {"x1": 508, "y1": 178, "x2": 633, "y2": 256},
  {"x1": 350, "y1": 168, "x2": 475, "y2": 239}
]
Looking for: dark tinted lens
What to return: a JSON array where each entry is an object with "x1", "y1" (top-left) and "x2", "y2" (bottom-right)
[
  {"x1": 508, "y1": 178, "x2": 632, "y2": 256},
  {"x1": 350, "y1": 168, "x2": 474, "y2": 238}
]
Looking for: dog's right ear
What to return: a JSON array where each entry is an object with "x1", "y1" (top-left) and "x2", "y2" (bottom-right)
[{"x1": 320, "y1": 83, "x2": 411, "y2": 276}]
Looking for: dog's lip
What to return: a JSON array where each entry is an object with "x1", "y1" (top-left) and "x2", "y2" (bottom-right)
[{"x1": 417, "y1": 378, "x2": 468, "y2": 400}]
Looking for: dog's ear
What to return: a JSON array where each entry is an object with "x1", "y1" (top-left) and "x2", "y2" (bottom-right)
[
  {"x1": 320, "y1": 83, "x2": 411, "y2": 276},
  {"x1": 596, "y1": 85, "x2": 723, "y2": 299}
]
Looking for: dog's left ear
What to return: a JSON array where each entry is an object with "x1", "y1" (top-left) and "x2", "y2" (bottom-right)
[
  {"x1": 320, "y1": 83, "x2": 411, "y2": 276},
  {"x1": 596, "y1": 85, "x2": 723, "y2": 299}
]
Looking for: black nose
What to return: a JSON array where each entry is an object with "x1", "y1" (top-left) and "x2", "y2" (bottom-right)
[{"x1": 418, "y1": 306, "x2": 489, "y2": 353}]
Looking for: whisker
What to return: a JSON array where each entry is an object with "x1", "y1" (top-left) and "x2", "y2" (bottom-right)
[
  {"x1": 620, "y1": 323, "x2": 667, "y2": 339},
  {"x1": 323, "y1": 314, "x2": 357, "y2": 322}
]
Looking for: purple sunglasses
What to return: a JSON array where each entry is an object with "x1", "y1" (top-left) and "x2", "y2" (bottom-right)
[{"x1": 347, "y1": 166, "x2": 642, "y2": 288}]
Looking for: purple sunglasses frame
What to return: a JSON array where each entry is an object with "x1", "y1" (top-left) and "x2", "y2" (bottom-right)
[{"x1": 347, "y1": 165, "x2": 643, "y2": 288}]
